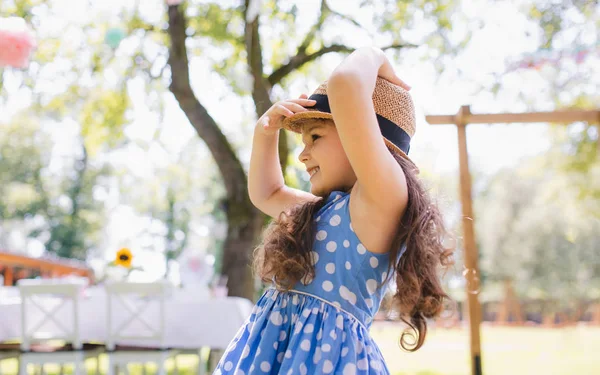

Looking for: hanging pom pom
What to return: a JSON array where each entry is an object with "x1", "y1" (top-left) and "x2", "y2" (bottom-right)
[
  {"x1": 0, "y1": 17, "x2": 36, "y2": 69},
  {"x1": 104, "y1": 28, "x2": 126, "y2": 49}
]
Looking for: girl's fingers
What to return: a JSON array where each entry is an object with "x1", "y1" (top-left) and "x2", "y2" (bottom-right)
[
  {"x1": 288, "y1": 98, "x2": 316, "y2": 106},
  {"x1": 275, "y1": 104, "x2": 294, "y2": 117},
  {"x1": 280, "y1": 101, "x2": 310, "y2": 113},
  {"x1": 299, "y1": 93, "x2": 308, "y2": 99}
]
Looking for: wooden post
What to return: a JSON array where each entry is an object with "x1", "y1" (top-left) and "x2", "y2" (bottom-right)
[
  {"x1": 456, "y1": 105, "x2": 483, "y2": 375},
  {"x1": 4, "y1": 267, "x2": 14, "y2": 286}
]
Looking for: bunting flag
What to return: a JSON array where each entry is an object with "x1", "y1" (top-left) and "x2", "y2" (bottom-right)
[{"x1": 506, "y1": 44, "x2": 599, "y2": 72}]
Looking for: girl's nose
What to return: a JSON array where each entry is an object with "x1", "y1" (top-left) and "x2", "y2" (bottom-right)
[{"x1": 298, "y1": 146, "x2": 310, "y2": 163}]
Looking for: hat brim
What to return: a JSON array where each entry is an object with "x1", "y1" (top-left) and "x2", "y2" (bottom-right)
[{"x1": 282, "y1": 111, "x2": 420, "y2": 174}]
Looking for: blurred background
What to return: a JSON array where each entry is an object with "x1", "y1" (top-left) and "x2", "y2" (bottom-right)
[{"x1": 0, "y1": 0, "x2": 598, "y2": 374}]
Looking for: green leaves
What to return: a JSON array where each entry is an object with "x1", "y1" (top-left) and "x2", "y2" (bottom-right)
[{"x1": 79, "y1": 87, "x2": 130, "y2": 157}]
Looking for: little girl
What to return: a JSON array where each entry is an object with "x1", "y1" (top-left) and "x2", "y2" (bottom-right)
[{"x1": 214, "y1": 47, "x2": 453, "y2": 375}]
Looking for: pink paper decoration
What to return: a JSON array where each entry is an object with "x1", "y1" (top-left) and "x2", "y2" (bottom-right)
[
  {"x1": 166, "y1": 0, "x2": 183, "y2": 5},
  {"x1": 0, "y1": 17, "x2": 36, "y2": 69}
]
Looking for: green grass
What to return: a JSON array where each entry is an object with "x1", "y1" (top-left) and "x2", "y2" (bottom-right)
[
  {"x1": 371, "y1": 323, "x2": 600, "y2": 375},
  {"x1": 1, "y1": 324, "x2": 599, "y2": 375}
]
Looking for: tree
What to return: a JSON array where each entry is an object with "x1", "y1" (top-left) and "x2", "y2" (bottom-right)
[{"x1": 0, "y1": 116, "x2": 110, "y2": 259}]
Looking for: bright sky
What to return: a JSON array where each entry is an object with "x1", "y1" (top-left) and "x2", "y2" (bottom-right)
[{"x1": 1, "y1": 0, "x2": 597, "y2": 280}]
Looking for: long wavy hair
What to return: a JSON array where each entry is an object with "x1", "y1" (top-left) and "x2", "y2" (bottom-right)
[{"x1": 253, "y1": 122, "x2": 454, "y2": 352}]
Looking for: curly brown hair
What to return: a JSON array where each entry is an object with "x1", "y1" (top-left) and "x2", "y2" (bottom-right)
[{"x1": 253, "y1": 128, "x2": 454, "y2": 352}]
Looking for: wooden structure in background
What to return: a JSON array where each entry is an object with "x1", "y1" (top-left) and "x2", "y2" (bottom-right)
[
  {"x1": 426, "y1": 106, "x2": 600, "y2": 375},
  {"x1": 0, "y1": 250, "x2": 93, "y2": 286}
]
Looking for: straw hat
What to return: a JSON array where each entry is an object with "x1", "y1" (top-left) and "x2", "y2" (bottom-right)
[{"x1": 282, "y1": 77, "x2": 418, "y2": 172}]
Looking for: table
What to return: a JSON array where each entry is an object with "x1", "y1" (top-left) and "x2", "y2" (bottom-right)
[{"x1": 0, "y1": 286, "x2": 253, "y2": 350}]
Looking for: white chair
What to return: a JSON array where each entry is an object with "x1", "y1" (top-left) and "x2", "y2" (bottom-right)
[
  {"x1": 17, "y1": 281, "x2": 102, "y2": 375},
  {"x1": 105, "y1": 281, "x2": 178, "y2": 375}
]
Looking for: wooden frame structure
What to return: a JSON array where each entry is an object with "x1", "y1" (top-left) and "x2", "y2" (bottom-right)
[
  {"x1": 0, "y1": 250, "x2": 93, "y2": 286},
  {"x1": 425, "y1": 106, "x2": 600, "y2": 375}
]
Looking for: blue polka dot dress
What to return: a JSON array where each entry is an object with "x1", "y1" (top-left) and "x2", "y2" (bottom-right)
[{"x1": 214, "y1": 191, "x2": 399, "y2": 375}]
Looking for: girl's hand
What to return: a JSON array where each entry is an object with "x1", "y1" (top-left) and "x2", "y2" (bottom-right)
[
  {"x1": 257, "y1": 96, "x2": 316, "y2": 135},
  {"x1": 356, "y1": 47, "x2": 411, "y2": 91}
]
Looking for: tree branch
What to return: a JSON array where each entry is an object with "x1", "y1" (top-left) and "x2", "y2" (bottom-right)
[
  {"x1": 166, "y1": 5, "x2": 249, "y2": 209},
  {"x1": 296, "y1": 0, "x2": 329, "y2": 56},
  {"x1": 268, "y1": 43, "x2": 417, "y2": 86}
]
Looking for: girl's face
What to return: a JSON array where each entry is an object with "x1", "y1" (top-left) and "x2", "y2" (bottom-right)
[{"x1": 299, "y1": 120, "x2": 356, "y2": 197}]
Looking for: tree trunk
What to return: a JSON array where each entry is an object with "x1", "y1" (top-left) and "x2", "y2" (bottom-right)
[{"x1": 167, "y1": 5, "x2": 263, "y2": 299}]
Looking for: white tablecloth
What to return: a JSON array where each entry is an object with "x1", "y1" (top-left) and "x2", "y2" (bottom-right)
[{"x1": 0, "y1": 286, "x2": 252, "y2": 350}]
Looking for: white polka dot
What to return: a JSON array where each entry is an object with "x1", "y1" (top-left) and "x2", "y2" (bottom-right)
[
  {"x1": 349, "y1": 223, "x2": 354, "y2": 232},
  {"x1": 273, "y1": 341, "x2": 279, "y2": 350},
  {"x1": 313, "y1": 347, "x2": 322, "y2": 364},
  {"x1": 241, "y1": 345, "x2": 250, "y2": 358},
  {"x1": 370, "y1": 360, "x2": 383, "y2": 370},
  {"x1": 370, "y1": 257, "x2": 379, "y2": 268},
  {"x1": 345, "y1": 261, "x2": 351, "y2": 270},
  {"x1": 343, "y1": 240, "x2": 350, "y2": 248},
  {"x1": 311, "y1": 251, "x2": 319, "y2": 265},
  {"x1": 235, "y1": 370, "x2": 245, "y2": 375},
  {"x1": 329, "y1": 215, "x2": 341, "y2": 226},
  {"x1": 260, "y1": 361, "x2": 271, "y2": 372},
  {"x1": 294, "y1": 322, "x2": 304, "y2": 334},
  {"x1": 277, "y1": 352, "x2": 284, "y2": 363},
  {"x1": 323, "y1": 360, "x2": 334, "y2": 373},
  {"x1": 312, "y1": 307, "x2": 319, "y2": 314},
  {"x1": 224, "y1": 362, "x2": 233, "y2": 371},
  {"x1": 357, "y1": 358, "x2": 368, "y2": 370},
  {"x1": 333, "y1": 194, "x2": 341, "y2": 201},
  {"x1": 285, "y1": 349, "x2": 292, "y2": 358},
  {"x1": 357, "y1": 244, "x2": 366, "y2": 254},
  {"x1": 342, "y1": 331, "x2": 347, "y2": 341},
  {"x1": 339, "y1": 285, "x2": 357, "y2": 305},
  {"x1": 283, "y1": 315, "x2": 289, "y2": 324},
  {"x1": 322, "y1": 343, "x2": 331, "y2": 352},
  {"x1": 270, "y1": 311, "x2": 283, "y2": 325},
  {"x1": 249, "y1": 365, "x2": 255, "y2": 373},
  {"x1": 366, "y1": 345, "x2": 374, "y2": 355},
  {"x1": 287, "y1": 369, "x2": 293, "y2": 375},
  {"x1": 300, "y1": 363, "x2": 308, "y2": 375},
  {"x1": 326, "y1": 263, "x2": 335, "y2": 274},
  {"x1": 336, "y1": 315, "x2": 344, "y2": 329},
  {"x1": 366, "y1": 279, "x2": 378, "y2": 294},
  {"x1": 382, "y1": 272, "x2": 388, "y2": 282},
  {"x1": 326, "y1": 241, "x2": 337, "y2": 252},
  {"x1": 279, "y1": 330, "x2": 287, "y2": 341},
  {"x1": 330, "y1": 330, "x2": 337, "y2": 340},
  {"x1": 292, "y1": 295, "x2": 299, "y2": 305},
  {"x1": 335, "y1": 200, "x2": 346, "y2": 210},
  {"x1": 281, "y1": 298, "x2": 288, "y2": 308},
  {"x1": 317, "y1": 328, "x2": 323, "y2": 340},
  {"x1": 357, "y1": 341, "x2": 364, "y2": 353},
  {"x1": 316, "y1": 230, "x2": 328, "y2": 240},
  {"x1": 301, "y1": 339, "x2": 311, "y2": 351},
  {"x1": 304, "y1": 323, "x2": 314, "y2": 333},
  {"x1": 322, "y1": 280, "x2": 333, "y2": 292},
  {"x1": 214, "y1": 370, "x2": 222, "y2": 375},
  {"x1": 365, "y1": 298, "x2": 373, "y2": 308},
  {"x1": 333, "y1": 301, "x2": 341, "y2": 309},
  {"x1": 302, "y1": 308, "x2": 311, "y2": 317},
  {"x1": 316, "y1": 215, "x2": 321, "y2": 222},
  {"x1": 343, "y1": 363, "x2": 356, "y2": 375},
  {"x1": 257, "y1": 348, "x2": 261, "y2": 356},
  {"x1": 341, "y1": 346, "x2": 349, "y2": 357}
]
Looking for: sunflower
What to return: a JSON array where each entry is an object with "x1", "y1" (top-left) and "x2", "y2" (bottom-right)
[{"x1": 115, "y1": 248, "x2": 133, "y2": 268}]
